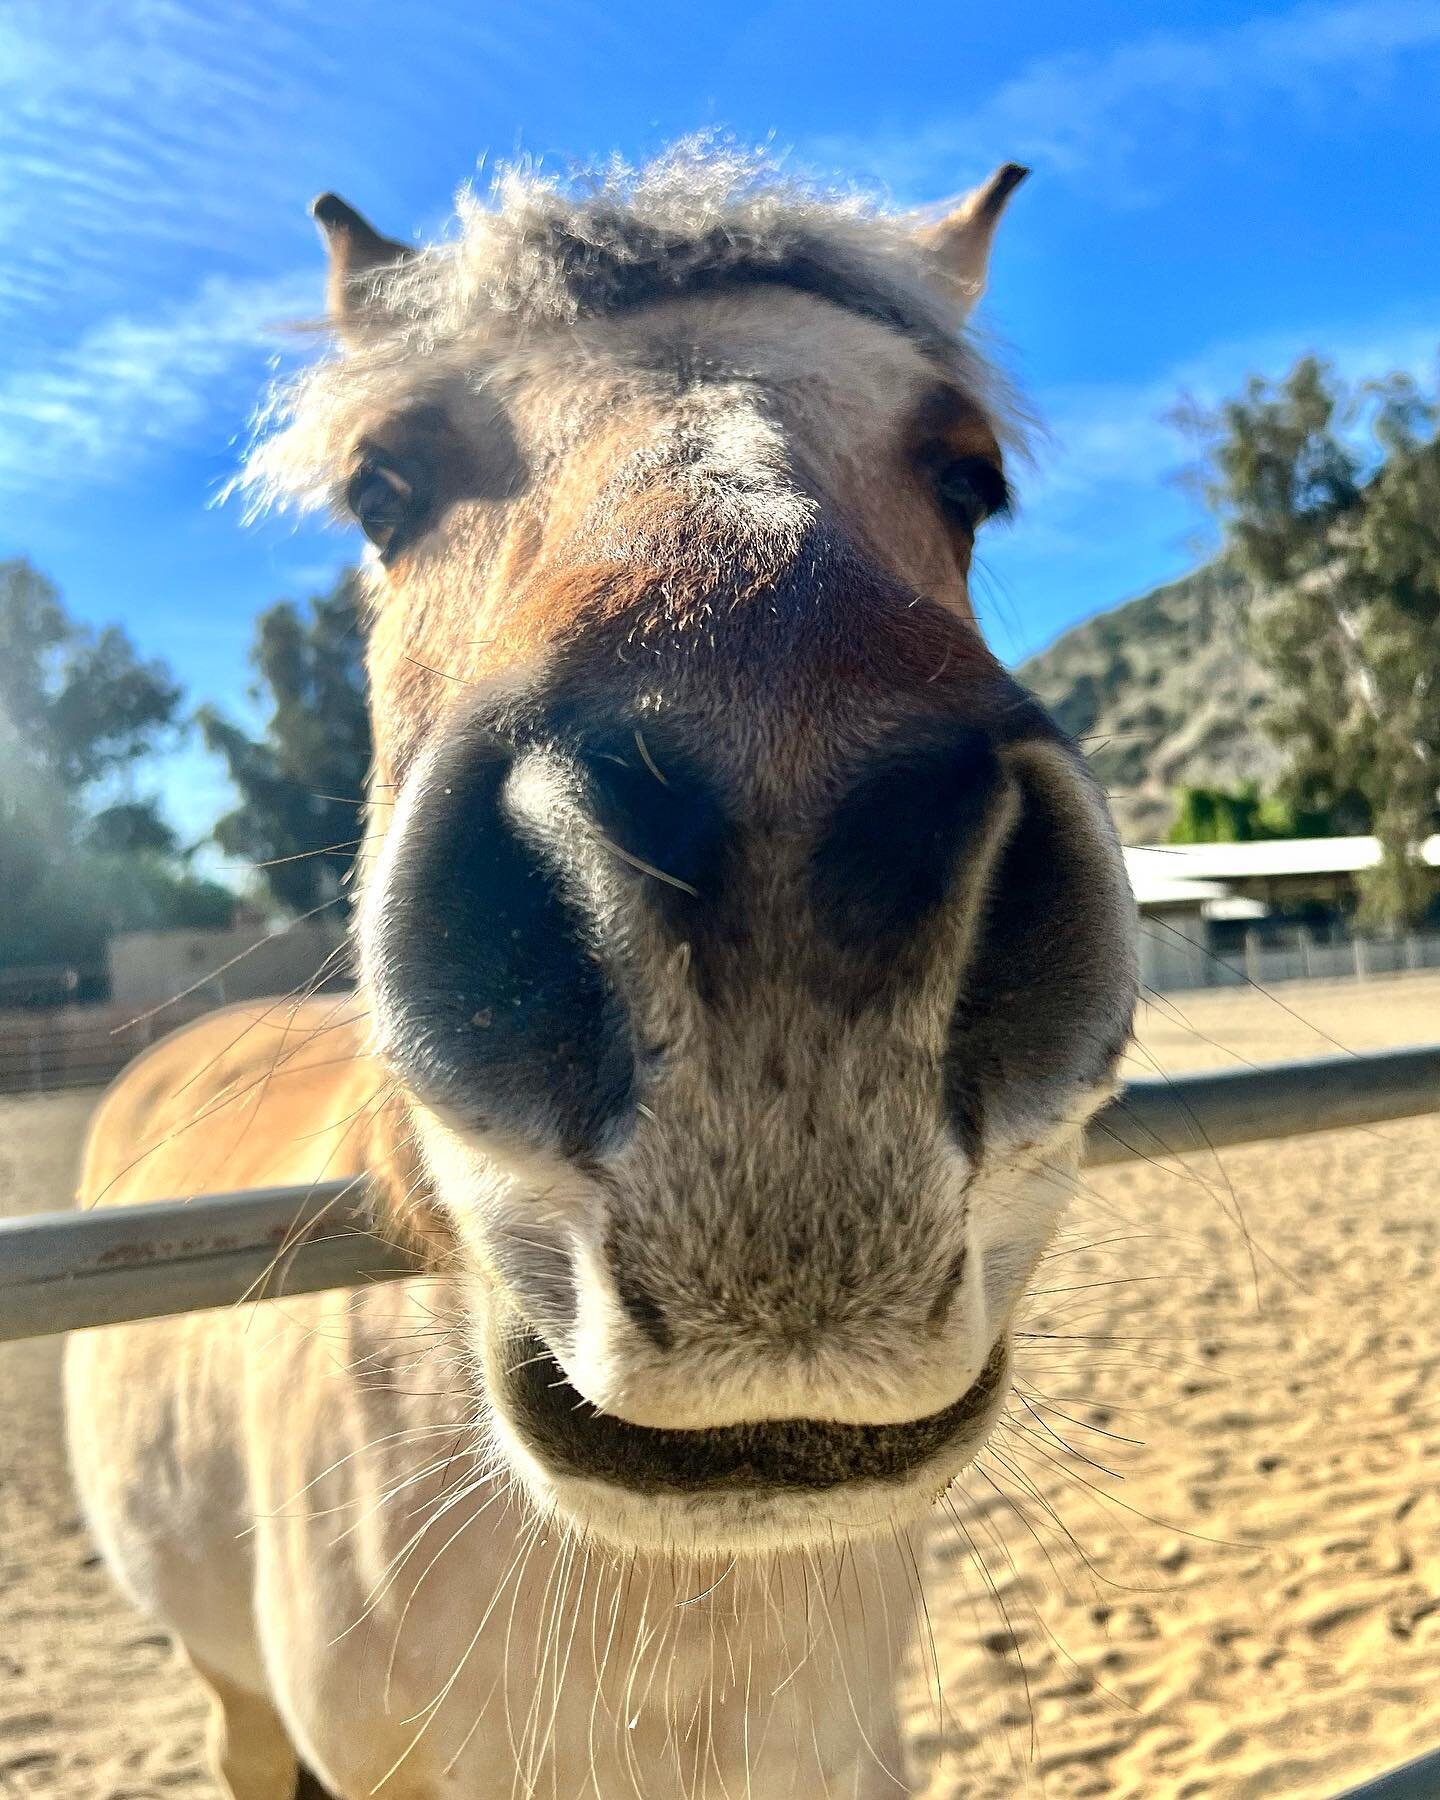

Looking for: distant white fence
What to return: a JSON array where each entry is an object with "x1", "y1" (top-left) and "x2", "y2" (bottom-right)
[
  {"x1": 0, "y1": 1000, "x2": 216, "y2": 1095},
  {"x1": 1143, "y1": 925, "x2": 1440, "y2": 994}
]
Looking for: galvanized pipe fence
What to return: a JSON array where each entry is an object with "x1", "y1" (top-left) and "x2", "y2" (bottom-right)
[
  {"x1": 3, "y1": 1043, "x2": 1437, "y2": 1345},
  {"x1": 1334, "y1": 1745, "x2": 1440, "y2": 1800}
]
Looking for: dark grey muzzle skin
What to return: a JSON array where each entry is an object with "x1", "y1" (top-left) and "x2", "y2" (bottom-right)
[
  {"x1": 362, "y1": 573, "x2": 1138, "y2": 1490},
  {"x1": 489, "y1": 1314, "x2": 1012, "y2": 1495}
]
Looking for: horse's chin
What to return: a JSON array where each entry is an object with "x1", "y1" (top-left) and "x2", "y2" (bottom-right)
[
  {"x1": 478, "y1": 1315, "x2": 1013, "y2": 1559},
  {"x1": 489, "y1": 1436, "x2": 983, "y2": 1560}
]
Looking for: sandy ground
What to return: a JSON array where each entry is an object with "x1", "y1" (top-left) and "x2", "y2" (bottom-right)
[
  {"x1": 0, "y1": 1092, "x2": 213, "y2": 1798},
  {"x1": 1, "y1": 974, "x2": 1438, "y2": 1799}
]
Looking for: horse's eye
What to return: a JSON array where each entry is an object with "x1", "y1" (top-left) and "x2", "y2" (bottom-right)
[
  {"x1": 346, "y1": 458, "x2": 416, "y2": 552},
  {"x1": 934, "y1": 456, "x2": 1012, "y2": 531}
]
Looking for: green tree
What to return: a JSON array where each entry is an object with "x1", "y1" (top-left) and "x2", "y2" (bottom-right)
[
  {"x1": 0, "y1": 558, "x2": 233, "y2": 976},
  {"x1": 199, "y1": 572, "x2": 372, "y2": 914},
  {"x1": 1181, "y1": 357, "x2": 1440, "y2": 925},
  {"x1": 1168, "y1": 781, "x2": 1354, "y2": 845},
  {"x1": 0, "y1": 557, "x2": 181, "y2": 801},
  {"x1": 1170, "y1": 783, "x2": 1264, "y2": 843}
]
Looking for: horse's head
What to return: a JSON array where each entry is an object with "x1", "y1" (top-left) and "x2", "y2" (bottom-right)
[{"x1": 249, "y1": 150, "x2": 1137, "y2": 1555}]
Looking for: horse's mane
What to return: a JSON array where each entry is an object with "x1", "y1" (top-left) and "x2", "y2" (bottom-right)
[{"x1": 241, "y1": 140, "x2": 1007, "y2": 516}]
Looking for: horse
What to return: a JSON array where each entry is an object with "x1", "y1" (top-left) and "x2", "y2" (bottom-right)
[{"x1": 64, "y1": 145, "x2": 1138, "y2": 1799}]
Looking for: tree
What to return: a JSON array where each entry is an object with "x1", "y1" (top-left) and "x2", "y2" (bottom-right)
[
  {"x1": 1169, "y1": 783, "x2": 1269, "y2": 844},
  {"x1": 1180, "y1": 358, "x2": 1440, "y2": 925},
  {"x1": 0, "y1": 559, "x2": 234, "y2": 976},
  {"x1": 199, "y1": 571, "x2": 372, "y2": 914},
  {"x1": 1168, "y1": 781, "x2": 1354, "y2": 845},
  {"x1": 0, "y1": 559, "x2": 182, "y2": 796}
]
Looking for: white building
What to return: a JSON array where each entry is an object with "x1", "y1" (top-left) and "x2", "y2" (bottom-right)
[{"x1": 1123, "y1": 836, "x2": 1440, "y2": 991}]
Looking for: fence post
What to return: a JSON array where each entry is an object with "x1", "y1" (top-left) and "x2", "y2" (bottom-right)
[
  {"x1": 1354, "y1": 935, "x2": 1368, "y2": 980},
  {"x1": 1244, "y1": 931, "x2": 1261, "y2": 988}
]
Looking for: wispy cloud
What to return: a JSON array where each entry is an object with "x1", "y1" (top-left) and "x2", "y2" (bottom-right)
[
  {"x1": 1028, "y1": 311, "x2": 1440, "y2": 508},
  {"x1": 814, "y1": 0, "x2": 1440, "y2": 200},
  {"x1": 0, "y1": 271, "x2": 314, "y2": 497},
  {"x1": 0, "y1": 1, "x2": 549, "y2": 359},
  {"x1": 0, "y1": 5, "x2": 327, "y2": 344}
]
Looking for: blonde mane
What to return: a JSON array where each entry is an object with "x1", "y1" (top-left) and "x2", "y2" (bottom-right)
[{"x1": 241, "y1": 140, "x2": 1015, "y2": 518}]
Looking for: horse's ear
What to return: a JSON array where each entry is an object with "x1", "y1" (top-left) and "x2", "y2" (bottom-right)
[
  {"x1": 310, "y1": 193, "x2": 413, "y2": 336},
  {"x1": 915, "y1": 163, "x2": 1029, "y2": 313}
]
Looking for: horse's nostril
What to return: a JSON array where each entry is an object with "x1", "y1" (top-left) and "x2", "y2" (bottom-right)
[
  {"x1": 615, "y1": 1272, "x2": 672, "y2": 1351},
  {"x1": 366, "y1": 727, "x2": 639, "y2": 1158},
  {"x1": 942, "y1": 742, "x2": 1138, "y2": 1154},
  {"x1": 493, "y1": 1229, "x2": 581, "y2": 1349},
  {"x1": 926, "y1": 1246, "x2": 969, "y2": 1330},
  {"x1": 808, "y1": 722, "x2": 1007, "y2": 956}
]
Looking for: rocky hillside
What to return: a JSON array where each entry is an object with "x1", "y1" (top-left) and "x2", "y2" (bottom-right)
[{"x1": 1017, "y1": 561, "x2": 1283, "y2": 843}]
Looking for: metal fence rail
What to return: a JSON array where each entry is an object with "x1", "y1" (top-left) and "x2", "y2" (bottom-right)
[
  {"x1": 1334, "y1": 1744, "x2": 1440, "y2": 1799},
  {"x1": 1, "y1": 1044, "x2": 1437, "y2": 1345},
  {"x1": 1082, "y1": 1041, "x2": 1440, "y2": 1166}
]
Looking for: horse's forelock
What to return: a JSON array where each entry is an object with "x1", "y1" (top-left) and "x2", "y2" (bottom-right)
[{"x1": 239, "y1": 142, "x2": 1020, "y2": 519}]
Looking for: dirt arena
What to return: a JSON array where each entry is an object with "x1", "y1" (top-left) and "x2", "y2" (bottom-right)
[{"x1": 2, "y1": 974, "x2": 1437, "y2": 1799}]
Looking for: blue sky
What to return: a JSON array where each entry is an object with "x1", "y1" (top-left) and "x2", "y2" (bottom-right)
[{"x1": 3, "y1": 0, "x2": 1439, "y2": 841}]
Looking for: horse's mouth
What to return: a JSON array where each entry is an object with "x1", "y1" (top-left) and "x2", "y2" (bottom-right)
[{"x1": 488, "y1": 1323, "x2": 1010, "y2": 1500}]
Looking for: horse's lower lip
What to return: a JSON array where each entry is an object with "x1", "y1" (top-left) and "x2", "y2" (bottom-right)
[{"x1": 488, "y1": 1325, "x2": 1010, "y2": 1496}]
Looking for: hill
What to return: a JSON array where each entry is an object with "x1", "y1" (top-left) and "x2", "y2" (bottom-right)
[{"x1": 1016, "y1": 561, "x2": 1283, "y2": 843}]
